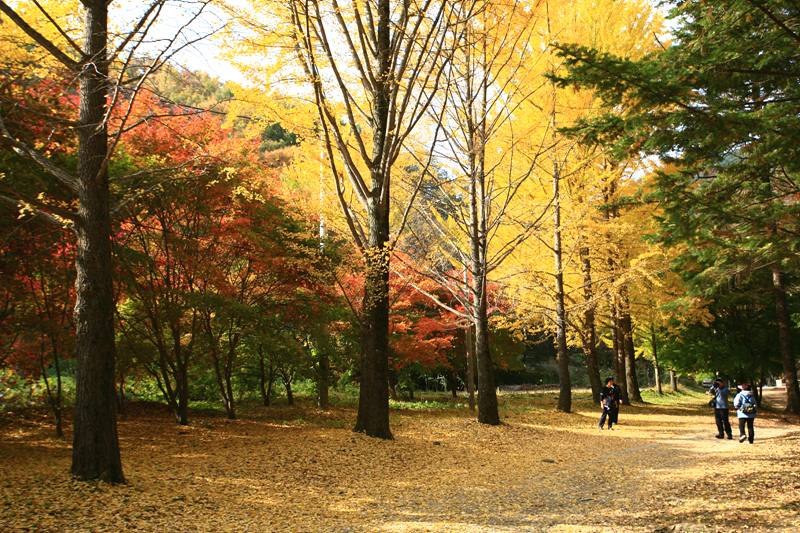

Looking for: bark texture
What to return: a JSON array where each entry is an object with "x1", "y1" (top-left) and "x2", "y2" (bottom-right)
[
  {"x1": 553, "y1": 164, "x2": 570, "y2": 413},
  {"x1": 611, "y1": 301, "x2": 628, "y2": 404},
  {"x1": 353, "y1": 227, "x2": 392, "y2": 438},
  {"x1": 71, "y1": 0, "x2": 124, "y2": 483},
  {"x1": 771, "y1": 267, "x2": 800, "y2": 415},
  {"x1": 619, "y1": 293, "x2": 641, "y2": 402},
  {"x1": 579, "y1": 246, "x2": 601, "y2": 403},
  {"x1": 651, "y1": 326, "x2": 663, "y2": 395},
  {"x1": 352, "y1": 0, "x2": 393, "y2": 439}
]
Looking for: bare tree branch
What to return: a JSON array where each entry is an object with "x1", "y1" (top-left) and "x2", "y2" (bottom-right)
[
  {"x1": 0, "y1": 1, "x2": 81, "y2": 69},
  {"x1": 0, "y1": 116, "x2": 79, "y2": 192}
]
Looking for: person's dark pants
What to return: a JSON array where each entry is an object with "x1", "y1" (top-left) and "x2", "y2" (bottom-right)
[
  {"x1": 715, "y1": 408, "x2": 732, "y2": 437},
  {"x1": 739, "y1": 417, "x2": 755, "y2": 443},
  {"x1": 599, "y1": 408, "x2": 618, "y2": 429}
]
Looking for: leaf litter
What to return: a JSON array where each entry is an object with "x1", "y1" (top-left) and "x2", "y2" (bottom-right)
[{"x1": 1, "y1": 393, "x2": 798, "y2": 533}]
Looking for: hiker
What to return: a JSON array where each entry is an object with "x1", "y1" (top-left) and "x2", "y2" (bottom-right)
[
  {"x1": 598, "y1": 377, "x2": 619, "y2": 430},
  {"x1": 733, "y1": 383, "x2": 758, "y2": 443},
  {"x1": 707, "y1": 378, "x2": 733, "y2": 439}
]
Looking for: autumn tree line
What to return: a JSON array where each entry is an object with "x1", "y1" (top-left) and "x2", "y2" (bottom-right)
[{"x1": 0, "y1": 0, "x2": 797, "y2": 482}]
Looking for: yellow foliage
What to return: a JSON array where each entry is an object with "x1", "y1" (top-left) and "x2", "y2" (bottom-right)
[
  {"x1": 0, "y1": 0, "x2": 82, "y2": 75},
  {"x1": 499, "y1": 0, "x2": 667, "y2": 348}
]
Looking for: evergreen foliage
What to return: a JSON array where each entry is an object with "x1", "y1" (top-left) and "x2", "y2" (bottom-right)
[{"x1": 552, "y1": 0, "x2": 800, "y2": 411}]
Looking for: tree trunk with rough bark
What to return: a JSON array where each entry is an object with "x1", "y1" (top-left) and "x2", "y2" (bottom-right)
[
  {"x1": 353, "y1": 195, "x2": 392, "y2": 438},
  {"x1": 553, "y1": 164, "x2": 571, "y2": 413},
  {"x1": 70, "y1": 0, "x2": 124, "y2": 483},
  {"x1": 579, "y1": 246, "x2": 601, "y2": 403},
  {"x1": 611, "y1": 301, "x2": 629, "y2": 404},
  {"x1": 651, "y1": 325, "x2": 663, "y2": 395},
  {"x1": 619, "y1": 293, "x2": 641, "y2": 402},
  {"x1": 473, "y1": 279, "x2": 499, "y2": 424},
  {"x1": 465, "y1": 322, "x2": 476, "y2": 411},
  {"x1": 771, "y1": 267, "x2": 800, "y2": 415},
  {"x1": 468, "y1": 102, "x2": 499, "y2": 425},
  {"x1": 350, "y1": 0, "x2": 393, "y2": 439}
]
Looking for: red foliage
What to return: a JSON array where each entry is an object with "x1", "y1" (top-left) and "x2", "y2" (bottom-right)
[{"x1": 334, "y1": 253, "x2": 460, "y2": 372}]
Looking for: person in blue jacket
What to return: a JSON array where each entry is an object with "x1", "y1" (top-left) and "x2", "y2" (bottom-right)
[
  {"x1": 733, "y1": 383, "x2": 758, "y2": 443},
  {"x1": 707, "y1": 378, "x2": 732, "y2": 439}
]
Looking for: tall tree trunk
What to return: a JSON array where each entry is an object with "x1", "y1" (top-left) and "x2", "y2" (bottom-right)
[
  {"x1": 470, "y1": 92, "x2": 499, "y2": 425},
  {"x1": 473, "y1": 285, "x2": 499, "y2": 425},
  {"x1": 209, "y1": 329, "x2": 236, "y2": 420},
  {"x1": 771, "y1": 267, "x2": 800, "y2": 414},
  {"x1": 352, "y1": 0, "x2": 393, "y2": 439},
  {"x1": 353, "y1": 196, "x2": 392, "y2": 438},
  {"x1": 670, "y1": 369, "x2": 678, "y2": 392},
  {"x1": 171, "y1": 335, "x2": 191, "y2": 425},
  {"x1": 465, "y1": 323, "x2": 476, "y2": 411},
  {"x1": 259, "y1": 349, "x2": 269, "y2": 406},
  {"x1": 619, "y1": 291, "x2": 641, "y2": 402},
  {"x1": 611, "y1": 299, "x2": 629, "y2": 404},
  {"x1": 603, "y1": 169, "x2": 627, "y2": 405},
  {"x1": 470, "y1": 184, "x2": 498, "y2": 424},
  {"x1": 651, "y1": 324, "x2": 663, "y2": 395},
  {"x1": 41, "y1": 339, "x2": 63, "y2": 438},
  {"x1": 579, "y1": 246, "x2": 601, "y2": 403},
  {"x1": 548, "y1": 61, "x2": 571, "y2": 412},
  {"x1": 71, "y1": 0, "x2": 124, "y2": 483},
  {"x1": 224, "y1": 340, "x2": 237, "y2": 419},
  {"x1": 553, "y1": 163, "x2": 570, "y2": 413}
]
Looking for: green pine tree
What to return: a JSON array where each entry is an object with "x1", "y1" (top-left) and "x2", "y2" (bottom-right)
[{"x1": 551, "y1": 0, "x2": 800, "y2": 414}]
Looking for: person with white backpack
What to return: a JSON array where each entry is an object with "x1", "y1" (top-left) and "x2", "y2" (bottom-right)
[{"x1": 733, "y1": 383, "x2": 758, "y2": 443}]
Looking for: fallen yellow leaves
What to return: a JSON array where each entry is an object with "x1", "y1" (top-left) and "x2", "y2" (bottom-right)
[{"x1": 1, "y1": 393, "x2": 798, "y2": 533}]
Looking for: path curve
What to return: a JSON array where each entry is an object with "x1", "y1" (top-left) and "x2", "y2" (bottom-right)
[{"x1": 375, "y1": 395, "x2": 800, "y2": 533}]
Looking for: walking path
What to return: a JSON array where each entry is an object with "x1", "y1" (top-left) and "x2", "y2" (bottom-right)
[
  {"x1": 1, "y1": 390, "x2": 798, "y2": 533},
  {"x1": 374, "y1": 389, "x2": 800, "y2": 533}
]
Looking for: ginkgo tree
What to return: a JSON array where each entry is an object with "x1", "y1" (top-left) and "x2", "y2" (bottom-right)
[
  {"x1": 395, "y1": 0, "x2": 551, "y2": 424},
  {"x1": 222, "y1": 0, "x2": 477, "y2": 438},
  {"x1": 501, "y1": 0, "x2": 664, "y2": 411}
]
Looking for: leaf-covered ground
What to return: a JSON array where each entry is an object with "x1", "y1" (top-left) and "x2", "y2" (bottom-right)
[{"x1": 1, "y1": 388, "x2": 798, "y2": 533}]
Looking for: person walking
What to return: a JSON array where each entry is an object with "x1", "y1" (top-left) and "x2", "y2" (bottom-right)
[
  {"x1": 733, "y1": 383, "x2": 758, "y2": 443},
  {"x1": 610, "y1": 378, "x2": 622, "y2": 427},
  {"x1": 598, "y1": 377, "x2": 619, "y2": 430},
  {"x1": 707, "y1": 378, "x2": 733, "y2": 439}
]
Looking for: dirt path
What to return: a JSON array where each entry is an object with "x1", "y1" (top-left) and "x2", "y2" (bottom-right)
[
  {"x1": 761, "y1": 385, "x2": 788, "y2": 411},
  {"x1": 1, "y1": 395, "x2": 799, "y2": 533},
  {"x1": 370, "y1": 397, "x2": 800, "y2": 533}
]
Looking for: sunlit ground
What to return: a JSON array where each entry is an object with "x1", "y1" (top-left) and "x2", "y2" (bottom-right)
[{"x1": 1, "y1": 388, "x2": 798, "y2": 532}]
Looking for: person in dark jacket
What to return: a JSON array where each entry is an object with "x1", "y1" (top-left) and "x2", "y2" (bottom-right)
[
  {"x1": 707, "y1": 378, "x2": 732, "y2": 439},
  {"x1": 733, "y1": 383, "x2": 758, "y2": 443},
  {"x1": 598, "y1": 377, "x2": 619, "y2": 430}
]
